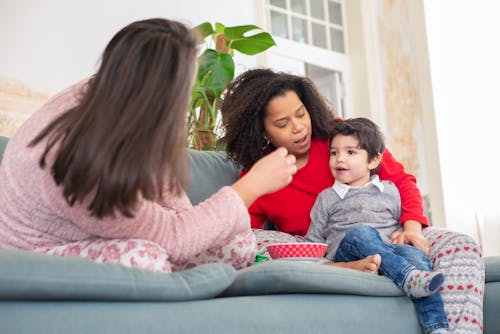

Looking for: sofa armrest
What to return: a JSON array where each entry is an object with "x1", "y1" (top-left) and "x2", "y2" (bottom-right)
[{"x1": 485, "y1": 256, "x2": 500, "y2": 283}]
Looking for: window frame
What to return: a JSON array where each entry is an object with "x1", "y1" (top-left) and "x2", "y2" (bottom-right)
[{"x1": 257, "y1": 0, "x2": 352, "y2": 117}]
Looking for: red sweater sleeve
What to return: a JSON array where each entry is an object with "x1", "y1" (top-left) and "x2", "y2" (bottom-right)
[
  {"x1": 248, "y1": 202, "x2": 266, "y2": 229},
  {"x1": 378, "y1": 149, "x2": 429, "y2": 227}
]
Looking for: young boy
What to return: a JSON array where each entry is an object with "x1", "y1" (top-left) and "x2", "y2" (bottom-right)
[{"x1": 305, "y1": 118, "x2": 449, "y2": 334}]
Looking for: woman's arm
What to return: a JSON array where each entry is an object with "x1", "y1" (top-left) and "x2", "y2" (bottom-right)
[
  {"x1": 248, "y1": 204, "x2": 267, "y2": 229},
  {"x1": 238, "y1": 147, "x2": 297, "y2": 229},
  {"x1": 66, "y1": 147, "x2": 297, "y2": 263},
  {"x1": 378, "y1": 149, "x2": 429, "y2": 227},
  {"x1": 62, "y1": 186, "x2": 249, "y2": 264},
  {"x1": 231, "y1": 147, "x2": 296, "y2": 206},
  {"x1": 238, "y1": 173, "x2": 266, "y2": 229},
  {"x1": 391, "y1": 220, "x2": 430, "y2": 255},
  {"x1": 378, "y1": 148, "x2": 430, "y2": 253}
]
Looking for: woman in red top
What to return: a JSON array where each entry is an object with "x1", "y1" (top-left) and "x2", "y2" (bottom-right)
[
  {"x1": 222, "y1": 69, "x2": 428, "y2": 249},
  {"x1": 221, "y1": 69, "x2": 484, "y2": 332}
]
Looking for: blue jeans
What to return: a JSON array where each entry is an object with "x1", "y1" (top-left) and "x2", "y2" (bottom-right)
[{"x1": 333, "y1": 225, "x2": 449, "y2": 334}]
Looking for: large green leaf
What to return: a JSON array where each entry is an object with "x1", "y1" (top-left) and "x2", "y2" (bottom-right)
[
  {"x1": 215, "y1": 22, "x2": 225, "y2": 34},
  {"x1": 196, "y1": 49, "x2": 234, "y2": 96},
  {"x1": 223, "y1": 25, "x2": 260, "y2": 39},
  {"x1": 223, "y1": 25, "x2": 276, "y2": 55},
  {"x1": 230, "y1": 32, "x2": 276, "y2": 55},
  {"x1": 188, "y1": 22, "x2": 275, "y2": 150},
  {"x1": 194, "y1": 22, "x2": 215, "y2": 41},
  {"x1": 190, "y1": 89, "x2": 205, "y2": 109}
]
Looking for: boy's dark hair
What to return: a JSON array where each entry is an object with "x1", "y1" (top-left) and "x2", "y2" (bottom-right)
[
  {"x1": 29, "y1": 18, "x2": 198, "y2": 218},
  {"x1": 330, "y1": 117, "x2": 385, "y2": 174},
  {"x1": 221, "y1": 68, "x2": 336, "y2": 169}
]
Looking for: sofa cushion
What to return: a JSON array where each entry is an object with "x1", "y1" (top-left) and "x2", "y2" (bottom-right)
[
  {"x1": 0, "y1": 249, "x2": 236, "y2": 301},
  {"x1": 186, "y1": 149, "x2": 240, "y2": 205},
  {"x1": 222, "y1": 260, "x2": 403, "y2": 297}
]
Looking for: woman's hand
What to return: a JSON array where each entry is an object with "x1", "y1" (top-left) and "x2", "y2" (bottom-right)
[
  {"x1": 391, "y1": 220, "x2": 430, "y2": 256},
  {"x1": 232, "y1": 147, "x2": 297, "y2": 207}
]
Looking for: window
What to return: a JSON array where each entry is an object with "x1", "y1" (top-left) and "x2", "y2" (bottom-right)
[
  {"x1": 305, "y1": 63, "x2": 344, "y2": 117},
  {"x1": 262, "y1": 0, "x2": 348, "y2": 116},
  {"x1": 268, "y1": 0, "x2": 345, "y2": 53}
]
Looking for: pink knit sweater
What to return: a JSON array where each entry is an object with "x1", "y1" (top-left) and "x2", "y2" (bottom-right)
[{"x1": 0, "y1": 80, "x2": 250, "y2": 264}]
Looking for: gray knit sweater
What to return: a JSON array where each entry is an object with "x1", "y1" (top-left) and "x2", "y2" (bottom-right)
[{"x1": 306, "y1": 175, "x2": 402, "y2": 260}]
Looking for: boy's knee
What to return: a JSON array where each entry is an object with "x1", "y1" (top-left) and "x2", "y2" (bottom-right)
[
  {"x1": 344, "y1": 225, "x2": 378, "y2": 241},
  {"x1": 401, "y1": 245, "x2": 431, "y2": 269}
]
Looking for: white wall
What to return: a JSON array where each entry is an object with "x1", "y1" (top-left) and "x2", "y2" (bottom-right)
[
  {"x1": 423, "y1": 0, "x2": 500, "y2": 238},
  {"x1": 0, "y1": 0, "x2": 258, "y2": 94}
]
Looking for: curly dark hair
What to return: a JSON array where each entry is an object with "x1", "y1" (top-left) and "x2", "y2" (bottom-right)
[{"x1": 220, "y1": 68, "x2": 336, "y2": 168}]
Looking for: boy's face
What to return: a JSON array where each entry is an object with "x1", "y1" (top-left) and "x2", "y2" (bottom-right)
[{"x1": 329, "y1": 134, "x2": 380, "y2": 186}]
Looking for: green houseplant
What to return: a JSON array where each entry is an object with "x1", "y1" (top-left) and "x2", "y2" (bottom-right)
[{"x1": 188, "y1": 22, "x2": 276, "y2": 150}]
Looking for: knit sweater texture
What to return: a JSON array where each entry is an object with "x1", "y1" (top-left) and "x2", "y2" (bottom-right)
[{"x1": 306, "y1": 176, "x2": 402, "y2": 259}]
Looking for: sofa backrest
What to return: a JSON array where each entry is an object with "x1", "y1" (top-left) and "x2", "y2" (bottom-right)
[
  {"x1": 0, "y1": 136, "x2": 8, "y2": 163},
  {"x1": 0, "y1": 136, "x2": 9, "y2": 162},
  {"x1": 186, "y1": 149, "x2": 241, "y2": 205}
]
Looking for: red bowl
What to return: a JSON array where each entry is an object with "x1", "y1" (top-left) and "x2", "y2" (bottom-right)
[{"x1": 266, "y1": 242, "x2": 328, "y2": 259}]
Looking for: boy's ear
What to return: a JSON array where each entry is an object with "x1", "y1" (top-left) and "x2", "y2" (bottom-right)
[{"x1": 368, "y1": 153, "x2": 383, "y2": 170}]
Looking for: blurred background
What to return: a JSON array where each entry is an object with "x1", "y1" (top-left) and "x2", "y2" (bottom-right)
[{"x1": 1, "y1": 0, "x2": 499, "y2": 254}]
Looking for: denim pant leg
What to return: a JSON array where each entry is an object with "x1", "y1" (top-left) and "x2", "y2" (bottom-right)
[
  {"x1": 394, "y1": 243, "x2": 449, "y2": 333},
  {"x1": 333, "y1": 225, "x2": 414, "y2": 287},
  {"x1": 333, "y1": 225, "x2": 448, "y2": 334}
]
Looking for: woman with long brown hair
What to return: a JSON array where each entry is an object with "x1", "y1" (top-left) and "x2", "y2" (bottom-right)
[{"x1": 0, "y1": 19, "x2": 297, "y2": 273}]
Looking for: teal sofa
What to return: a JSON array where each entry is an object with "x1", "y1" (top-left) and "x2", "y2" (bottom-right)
[{"x1": 0, "y1": 135, "x2": 499, "y2": 334}]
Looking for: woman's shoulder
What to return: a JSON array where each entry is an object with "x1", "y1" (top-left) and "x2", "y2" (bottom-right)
[
  {"x1": 310, "y1": 137, "x2": 329, "y2": 154},
  {"x1": 41, "y1": 79, "x2": 90, "y2": 118},
  {"x1": 308, "y1": 137, "x2": 330, "y2": 163},
  {"x1": 379, "y1": 180, "x2": 401, "y2": 199},
  {"x1": 13, "y1": 79, "x2": 89, "y2": 141}
]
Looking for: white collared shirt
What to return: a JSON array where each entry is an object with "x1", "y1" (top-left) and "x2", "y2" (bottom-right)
[
  {"x1": 332, "y1": 174, "x2": 385, "y2": 200},
  {"x1": 307, "y1": 174, "x2": 401, "y2": 260}
]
